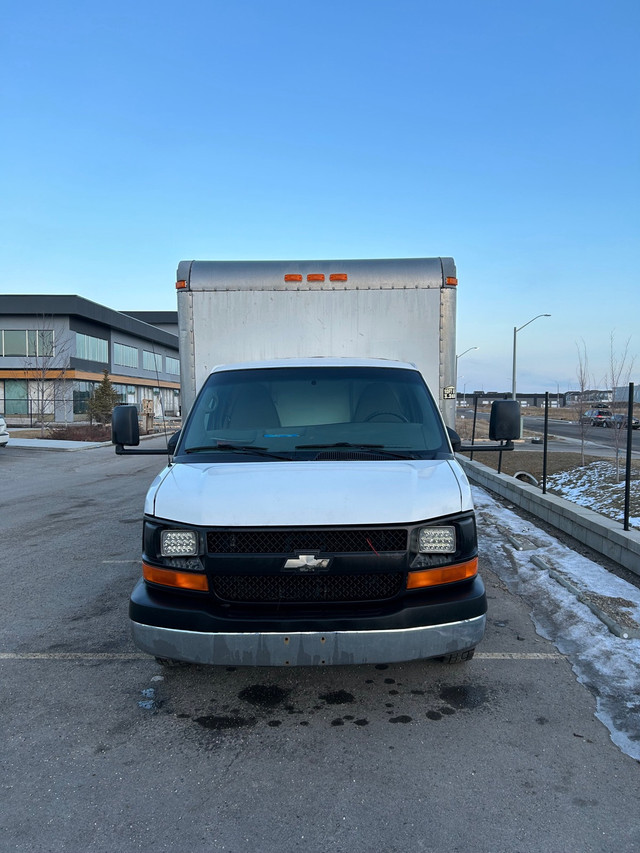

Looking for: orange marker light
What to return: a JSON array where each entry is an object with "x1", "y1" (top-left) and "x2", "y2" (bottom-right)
[
  {"x1": 330, "y1": 273, "x2": 348, "y2": 282},
  {"x1": 143, "y1": 562, "x2": 209, "y2": 591},
  {"x1": 176, "y1": 280, "x2": 188, "y2": 290},
  {"x1": 445, "y1": 277, "x2": 458, "y2": 286},
  {"x1": 406, "y1": 558, "x2": 478, "y2": 589},
  {"x1": 284, "y1": 274, "x2": 303, "y2": 282},
  {"x1": 307, "y1": 274, "x2": 325, "y2": 282}
]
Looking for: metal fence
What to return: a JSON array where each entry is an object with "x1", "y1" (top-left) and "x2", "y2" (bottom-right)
[{"x1": 463, "y1": 383, "x2": 637, "y2": 532}]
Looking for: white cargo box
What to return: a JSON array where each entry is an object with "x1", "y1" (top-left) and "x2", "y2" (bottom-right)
[{"x1": 176, "y1": 258, "x2": 457, "y2": 426}]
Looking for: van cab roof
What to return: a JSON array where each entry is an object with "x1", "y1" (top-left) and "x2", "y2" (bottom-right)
[{"x1": 209, "y1": 357, "x2": 419, "y2": 374}]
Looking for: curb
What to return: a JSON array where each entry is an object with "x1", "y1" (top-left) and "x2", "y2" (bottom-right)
[
  {"x1": 7, "y1": 432, "x2": 172, "y2": 452},
  {"x1": 458, "y1": 455, "x2": 640, "y2": 578},
  {"x1": 528, "y1": 555, "x2": 639, "y2": 640}
]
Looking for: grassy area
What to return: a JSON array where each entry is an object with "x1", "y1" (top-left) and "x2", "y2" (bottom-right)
[
  {"x1": 460, "y1": 449, "x2": 640, "y2": 479},
  {"x1": 461, "y1": 448, "x2": 640, "y2": 531}
]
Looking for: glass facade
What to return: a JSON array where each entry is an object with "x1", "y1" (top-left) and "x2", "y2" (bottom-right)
[
  {"x1": 143, "y1": 351, "x2": 163, "y2": 372},
  {"x1": 76, "y1": 333, "x2": 108, "y2": 362},
  {"x1": 4, "y1": 379, "x2": 28, "y2": 414},
  {"x1": 1, "y1": 329, "x2": 54, "y2": 357},
  {"x1": 114, "y1": 342, "x2": 139, "y2": 368},
  {"x1": 73, "y1": 381, "x2": 94, "y2": 414}
]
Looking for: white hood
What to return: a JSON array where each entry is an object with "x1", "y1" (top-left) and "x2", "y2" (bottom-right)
[{"x1": 147, "y1": 459, "x2": 472, "y2": 526}]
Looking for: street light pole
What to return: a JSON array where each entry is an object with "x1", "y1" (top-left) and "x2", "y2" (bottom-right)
[
  {"x1": 456, "y1": 346, "x2": 479, "y2": 383},
  {"x1": 511, "y1": 314, "x2": 551, "y2": 400}
]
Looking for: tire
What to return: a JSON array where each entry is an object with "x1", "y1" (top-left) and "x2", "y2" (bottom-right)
[
  {"x1": 155, "y1": 656, "x2": 192, "y2": 668},
  {"x1": 437, "y1": 648, "x2": 475, "y2": 664}
]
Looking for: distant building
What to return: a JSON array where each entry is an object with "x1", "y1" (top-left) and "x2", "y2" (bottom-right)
[
  {"x1": 613, "y1": 385, "x2": 640, "y2": 404},
  {"x1": 461, "y1": 391, "x2": 568, "y2": 407},
  {"x1": 0, "y1": 295, "x2": 180, "y2": 424},
  {"x1": 565, "y1": 390, "x2": 613, "y2": 405}
]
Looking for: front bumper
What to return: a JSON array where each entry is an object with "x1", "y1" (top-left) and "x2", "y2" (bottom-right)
[{"x1": 131, "y1": 613, "x2": 485, "y2": 666}]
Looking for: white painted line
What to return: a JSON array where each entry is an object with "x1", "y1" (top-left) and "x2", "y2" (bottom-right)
[
  {"x1": 0, "y1": 653, "x2": 149, "y2": 660},
  {"x1": 476, "y1": 652, "x2": 562, "y2": 659}
]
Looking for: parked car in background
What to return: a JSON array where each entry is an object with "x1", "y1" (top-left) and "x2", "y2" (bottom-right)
[
  {"x1": 0, "y1": 416, "x2": 9, "y2": 447},
  {"x1": 580, "y1": 408, "x2": 613, "y2": 427},
  {"x1": 610, "y1": 413, "x2": 640, "y2": 430}
]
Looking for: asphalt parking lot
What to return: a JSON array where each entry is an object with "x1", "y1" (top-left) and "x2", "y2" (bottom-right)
[{"x1": 1, "y1": 441, "x2": 639, "y2": 852}]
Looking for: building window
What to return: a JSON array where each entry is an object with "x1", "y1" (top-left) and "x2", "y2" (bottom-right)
[
  {"x1": 166, "y1": 356, "x2": 180, "y2": 375},
  {"x1": 1, "y1": 329, "x2": 54, "y2": 357},
  {"x1": 73, "y1": 381, "x2": 95, "y2": 414},
  {"x1": 112, "y1": 384, "x2": 130, "y2": 404},
  {"x1": 4, "y1": 379, "x2": 28, "y2": 414},
  {"x1": 143, "y1": 351, "x2": 163, "y2": 372},
  {"x1": 114, "y1": 342, "x2": 139, "y2": 368},
  {"x1": 76, "y1": 333, "x2": 108, "y2": 362}
]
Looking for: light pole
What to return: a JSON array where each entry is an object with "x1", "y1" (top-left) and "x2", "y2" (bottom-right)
[
  {"x1": 512, "y1": 314, "x2": 551, "y2": 400},
  {"x1": 456, "y1": 347, "x2": 479, "y2": 382}
]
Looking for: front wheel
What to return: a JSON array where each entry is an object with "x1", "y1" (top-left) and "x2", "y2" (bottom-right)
[
  {"x1": 437, "y1": 648, "x2": 475, "y2": 664},
  {"x1": 155, "y1": 656, "x2": 192, "y2": 668}
]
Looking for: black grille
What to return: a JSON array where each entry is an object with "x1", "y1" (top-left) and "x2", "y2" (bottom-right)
[
  {"x1": 211, "y1": 573, "x2": 403, "y2": 602},
  {"x1": 206, "y1": 528, "x2": 407, "y2": 554}
]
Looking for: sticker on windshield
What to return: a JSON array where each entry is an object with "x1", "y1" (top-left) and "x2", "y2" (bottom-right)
[{"x1": 263, "y1": 433, "x2": 301, "y2": 438}]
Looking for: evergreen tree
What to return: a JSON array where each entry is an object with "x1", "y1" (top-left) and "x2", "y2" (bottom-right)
[{"x1": 87, "y1": 370, "x2": 120, "y2": 424}]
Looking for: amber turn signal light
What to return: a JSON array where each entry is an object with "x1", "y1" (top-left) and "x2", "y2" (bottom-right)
[
  {"x1": 407, "y1": 558, "x2": 478, "y2": 589},
  {"x1": 143, "y1": 562, "x2": 209, "y2": 591}
]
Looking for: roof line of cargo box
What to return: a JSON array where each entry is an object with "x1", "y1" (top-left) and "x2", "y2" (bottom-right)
[{"x1": 176, "y1": 257, "x2": 457, "y2": 291}]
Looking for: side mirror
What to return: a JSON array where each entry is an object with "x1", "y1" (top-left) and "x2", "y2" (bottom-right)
[
  {"x1": 112, "y1": 405, "x2": 140, "y2": 447},
  {"x1": 489, "y1": 400, "x2": 521, "y2": 441},
  {"x1": 447, "y1": 427, "x2": 462, "y2": 453}
]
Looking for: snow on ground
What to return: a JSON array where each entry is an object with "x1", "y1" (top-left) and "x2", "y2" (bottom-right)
[
  {"x1": 473, "y1": 485, "x2": 640, "y2": 761},
  {"x1": 545, "y1": 460, "x2": 640, "y2": 530}
]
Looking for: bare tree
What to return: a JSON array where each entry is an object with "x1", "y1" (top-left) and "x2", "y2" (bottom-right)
[
  {"x1": 22, "y1": 316, "x2": 73, "y2": 437},
  {"x1": 575, "y1": 339, "x2": 593, "y2": 466},
  {"x1": 604, "y1": 332, "x2": 635, "y2": 481}
]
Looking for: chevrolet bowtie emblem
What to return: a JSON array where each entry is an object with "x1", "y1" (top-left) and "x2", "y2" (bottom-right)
[{"x1": 283, "y1": 554, "x2": 331, "y2": 571}]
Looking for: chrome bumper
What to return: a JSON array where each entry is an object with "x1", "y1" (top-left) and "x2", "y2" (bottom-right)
[{"x1": 131, "y1": 615, "x2": 485, "y2": 666}]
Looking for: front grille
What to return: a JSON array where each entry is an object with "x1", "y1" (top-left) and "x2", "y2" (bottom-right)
[
  {"x1": 206, "y1": 528, "x2": 407, "y2": 554},
  {"x1": 211, "y1": 572, "x2": 404, "y2": 602}
]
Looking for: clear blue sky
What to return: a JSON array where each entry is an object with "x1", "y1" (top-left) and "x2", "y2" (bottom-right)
[{"x1": 2, "y1": 0, "x2": 638, "y2": 393}]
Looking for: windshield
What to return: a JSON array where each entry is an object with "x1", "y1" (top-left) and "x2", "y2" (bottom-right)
[{"x1": 178, "y1": 366, "x2": 449, "y2": 459}]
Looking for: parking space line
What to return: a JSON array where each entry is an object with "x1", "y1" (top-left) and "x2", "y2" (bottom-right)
[{"x1": 0, "y1": 653, "x2": 149, "y2": 660}]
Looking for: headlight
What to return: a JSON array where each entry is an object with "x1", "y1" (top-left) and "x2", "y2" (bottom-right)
[
  {"x1": 161, "y1": 529, "x2": 199, "y2": 557},
  {"x1": 417, "y1": 526, "x2": 456, "y2": 554}
]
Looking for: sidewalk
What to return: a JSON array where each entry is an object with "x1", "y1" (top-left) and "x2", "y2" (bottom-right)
[
  {"x1": 6, "y1": 431, "x2": 166, "y2": 452},
  {"x1": 7, "y1": 437, "x2": 110, "y2": 451}
]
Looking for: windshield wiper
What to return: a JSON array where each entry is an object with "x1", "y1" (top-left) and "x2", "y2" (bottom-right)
[
  {"x1": 184, "y1": 442, "x2": 291, "y2": 460},
  {"x1": 294, "y1": 442, "x2": 416, "y2": 459}
]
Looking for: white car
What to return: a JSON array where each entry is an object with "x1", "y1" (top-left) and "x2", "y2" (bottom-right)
[{"x1": 0, "y1": 416, "x2": 9, "y2": 447}]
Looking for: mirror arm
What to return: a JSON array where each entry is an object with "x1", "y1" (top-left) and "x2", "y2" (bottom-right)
[
  {"x1": 114, "y1": 444, "x2": 170, "y2": 456},
  {"x1": 457, "y1": 440, "x2": 515, "y2": 453}
]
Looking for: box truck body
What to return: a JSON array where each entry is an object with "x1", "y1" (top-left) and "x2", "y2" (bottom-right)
[
  {"x1": 176, "y1": 257, "x2": 458, "y2": 428},
  {"x1": 113, "y1": 258, "x2": 519, "y2": 667}
]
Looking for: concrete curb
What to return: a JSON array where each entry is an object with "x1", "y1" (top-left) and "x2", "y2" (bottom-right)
[
  {"x1": 528, "y1": 555, "x2": 639, "y2": 639},
  {"x1": 7, "y1": 432, "x2": 170, "y2": 452},
  {"x1": 458, "y1": 456, "x2": 640, "y2": 578}
]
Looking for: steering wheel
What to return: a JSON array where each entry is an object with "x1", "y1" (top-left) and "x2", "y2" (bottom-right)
[{"x1": 363, "y1": 411, "x2": 409, "y2": 422}]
